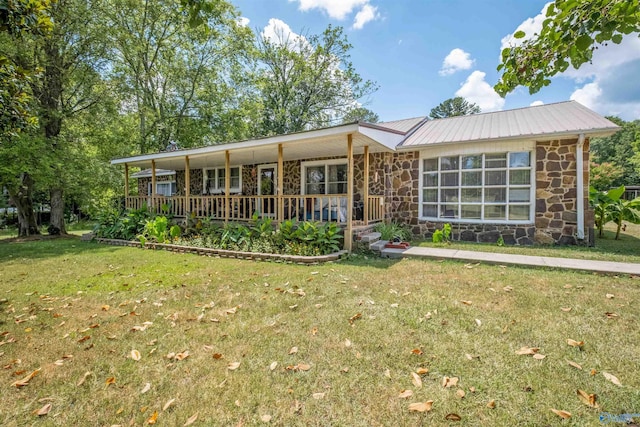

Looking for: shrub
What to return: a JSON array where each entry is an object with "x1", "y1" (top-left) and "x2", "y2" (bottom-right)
[
  {"x1": 374, "y1": 221, "x2": 412, "y2": 242},
  {"x1": 432, "y1": 223, "x2": 452, "y2": 243}
]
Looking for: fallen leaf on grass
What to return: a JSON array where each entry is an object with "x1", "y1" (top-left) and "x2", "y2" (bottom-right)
[
  {"x1": 163, "y1": 398, "x2": 175, "y2": 411},
  {"x1": 34, "y1": 403, "x2": 51, "y2": 416},
  {"x1": 130, "y1": 350, "x2": 141, "y2": 361},
  {"x1": 408, "y1": 401, "x2": 433, "y2": 412},
  {"x1": 487, "y1": 400, "x2": 496, "y2": 409},
  {"x1": 411, "y1": 348, "x2": 423, "y2": 355},
  {"x1": 560, "y1": 307, "x2": 572, "y2": 312},
  {"x1": 77, "y1": 335, "x2": 91, "y2": 343},
  {"x1": 568, "y1": 361, "x2": 582, "y2": 370},
  {"x1": 605, "y1": 312, "x2": 618, "y2": 319},
  {"x1": 411, "y1": 372, "x2": 422, "y2": 388},
  {"x1": 260, "y1": 414, "x2": 271, "y2": 422},
  {"x1": 141, "y1": 383, "x2": 151, "y2": 394},
  {"x1": 11, "y1": 368, "x2": 40, "y2": 387},
  {"x1": 590, "y1": 369, "x2": 598, "y2": 376},
  {"x1": 297, "y1": 363, "x2": 311, "y2": 371},
  {"x1": 175, "y1": 351, "x2": 190, "y2": 361},
  {"x1": 442, "y1": 376, "x2": 459, "y2": 388},
  {"x1": 76, "y1": 371, "x2": 91, "y2": 386},
  {"x1": 348, "y1": 313, "x2": 362, "y2": 324},
  {"x1": 416, "y1": 368, "x2": 429, "y2": 375},
  {"x1": 515, "y1": 347, "x2": 539, "y2": 355},
  {"x1": 603, "y1": 372, "x2": 622, "y2": 386},
  {"x1": 533, "y1": 354, "x2": 546, "y2": 360},
  {"x1": 576, "y1": 389, "x2": 599, "y2": 408},
  {"x1": 567, "y1": 339, "x2": 584, "y2": 349},
  {"x1": 606, "y1": 294, "x2": 614, "y2": 299},
  {"x1": 475, "y1": 319, "x2": 482, "y2": 326},
  {"x1": 228, "y1": 362, "x2": 241, "y2": 370},
  {"x1": 465, "y1": 354, "x2": 479, "y2": 360},
  {"x1": 312, "y1": 392, "x2": 325, "y2": 400},
  {"x1": 550, "y1": 408, "x2": 571, "y2": 419},
  {"x1": 445, "y1": 413, "x2": 461, "y2": 421},
  {"x1": 269, "y1": 362, "x2": 278, "y2": 371},
  {"x1": 105, "y1": 376, "x2": 116, "y2": 386},
  {"x1": 398, "y1": 390, "x2": 413, "y2": 399},
  {"x1": 147, "y1": 410, "x2": 158, "y2": 424},
  {"x1": 384, "y1": 369, "x2": 391, "y2": 379},
  {"x1": 212, "y1": 353, "x2": 223, "y2": 360},
  {"x1": 184, "y1": 413, "x2": 198, "y2": 426},
  {"x1": 344, "y1": 339, "x2": 352, "y2": 348},
  {"x1": 460, "y1": 300, "x2": 472, "y2": 305},
  {"x1": 101, "y1": 305, "x2": 110, "y2": 311},
  {"x1": 456, "y1": 389, "x2": 465, "y2": 399},
  {"x1": 288, "y1": 347, "x2": 298, "y2": 355}
]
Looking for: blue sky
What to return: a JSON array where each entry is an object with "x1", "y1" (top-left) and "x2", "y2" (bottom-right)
[{"x1": 232, "y1": 0, "x2": 640, "y2": 122}]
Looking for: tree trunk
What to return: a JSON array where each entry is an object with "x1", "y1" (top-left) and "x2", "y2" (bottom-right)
[
  {"x1": 8, "y1": 173, "x2": 40, "y2": 237},
  {"x1": 49, "y1": 187, "x2": 67, "y2": 235}
]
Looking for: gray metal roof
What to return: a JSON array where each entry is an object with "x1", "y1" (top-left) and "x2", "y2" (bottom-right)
[
  {"x1": 400, "y1": 101, "x2": 620, "y2": 147},
  {"x1": 376, "y1": 116, "x2": 427, "y2": 133}
]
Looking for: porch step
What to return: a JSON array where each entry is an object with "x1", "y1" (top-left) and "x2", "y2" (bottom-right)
[
  {"x1": 380, "y1": 248, "x2": 406, "y2": 259},
  {"x1": 360, "y1": 232, "x2": 381, "y2": 243},
  {"x1": 369, "y1": 239, "x2": 388, "y2": 252}
]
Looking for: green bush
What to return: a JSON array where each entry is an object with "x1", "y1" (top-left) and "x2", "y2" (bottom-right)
[
  {"x1": 93, "y1": 207, "x2": 151, "y2": 240},
  {"x1": 138, "y1": 216, "x2": 181, "y2": 245},
  {"x1": 432, "y1": 223, "x2": 452, "y2": 243},
  {"x1": 374, "y1": 221, "x2": 412, "y2": 242}
]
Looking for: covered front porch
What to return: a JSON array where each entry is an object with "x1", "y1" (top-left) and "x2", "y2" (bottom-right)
[{"x1": 112, "y1": 122, "x2": 406, "y2": 250}]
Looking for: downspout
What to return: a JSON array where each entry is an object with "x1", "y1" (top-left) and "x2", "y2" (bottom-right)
[{"x1": 576, "y1": 134, "x2": 585, "y2": 240}]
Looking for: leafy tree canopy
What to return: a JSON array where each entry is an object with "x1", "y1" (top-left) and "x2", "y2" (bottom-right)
[
  {"x1": 341, "y1": 106, "x2": 379, "y2": 124},
  {"x1": 590, "y1": 117, "x2": 640, "y2": 188},
  {"x1": 430, "y1": 97, "x2": 480, "y2": 119},
  {"x1": 496, "y1": 0, "x2": 640, "y2": 96}
]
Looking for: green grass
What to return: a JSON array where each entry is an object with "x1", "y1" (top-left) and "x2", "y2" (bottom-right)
[
  {"x1": 415, "y1": 222, "x2": 640, "y2": 264},
  {"x1": 0, "y1": 237, "x2": 639, "y2": 425}
]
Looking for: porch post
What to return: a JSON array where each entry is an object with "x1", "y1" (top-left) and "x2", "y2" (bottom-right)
[
  {"x1": 224, "y1": 150, "x2": 230, "y2": 223},
  {"x1": 151, "y1": 159, "x2": 156, "y2": 210},
  {"x1": 277, "y1": 143, "x2": 284, "y2": 222},
  {"x1": 124, "y1": 163, "x2": 129, "y2": 199},
  {"x1": 185, "y1": 156, "x2": 190, "y2": 216},
  {"x1": 363, "y1": 145, "x2": 369, "y2": 225},
  {"x1": 345, "y1": 134, "x2": 354, "y2": 251}
]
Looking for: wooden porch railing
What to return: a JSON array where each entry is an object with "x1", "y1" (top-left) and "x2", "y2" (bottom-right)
[{"x1": 125, "y1": 194, "x2": 371, "y2": 223}]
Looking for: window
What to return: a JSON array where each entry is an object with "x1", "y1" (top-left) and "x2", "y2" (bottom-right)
[
  {"x1": 203, "y1": 166, "x2": 241, "y2": 194},
  {"x1": 148, "y1": 181, "x2": 176, "y2": 197},
  {"x1": 420, "y1": 152, "x2": 532, "y2": 222},
  {"x1": 302, "y1": 160, "x2": 347, "y2": 194}
]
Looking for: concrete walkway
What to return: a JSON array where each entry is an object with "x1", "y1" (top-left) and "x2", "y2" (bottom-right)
[{"x1": 381, "y1": 246, "x2": 640, "y2": 275}]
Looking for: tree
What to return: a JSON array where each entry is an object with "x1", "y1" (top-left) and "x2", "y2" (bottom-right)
[
  {"x1": 256, "y1": 25, "x2": 377, "y2": 135},
  {"x1": 102, "y1": 0, "x2": 254, "y2": 153},
  {"x1": 341, "y1": 106, "x2": 379, "y2": 124},
  {"x1": 430, "y1": 97, "x2": 480, "y2": 119},
  {"x1": 590, "y1": 117, "x2": 640, "y2": 189},
  {"x1": 496, "y1": 0, "x2": 640, "y2": 96},
  {"x1": 0, "y1": 0, "x2": 52, "y2": 139}
]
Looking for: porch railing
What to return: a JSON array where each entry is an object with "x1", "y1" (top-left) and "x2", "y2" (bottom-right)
[{"x1": 125, "y1": 194, "x2": 385, "y2": 224}]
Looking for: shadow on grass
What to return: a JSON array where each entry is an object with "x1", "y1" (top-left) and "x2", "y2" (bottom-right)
[{"x1": 0, "y1": 237, "x2": 126, "y2": 264}]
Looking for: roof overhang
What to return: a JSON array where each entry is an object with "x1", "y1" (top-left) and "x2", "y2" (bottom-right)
[{"x1": 112, "y1": 123, "x2": 405, "y2": 171}]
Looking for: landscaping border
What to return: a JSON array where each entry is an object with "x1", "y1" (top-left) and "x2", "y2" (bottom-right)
[{"x1": 92, "y1": 237, "x2": 349, "y2": 264}]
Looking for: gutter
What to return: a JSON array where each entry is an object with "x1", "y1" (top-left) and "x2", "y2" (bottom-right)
[{"x1": 576, "y1": 134, "x2": 585, "y2": 240}]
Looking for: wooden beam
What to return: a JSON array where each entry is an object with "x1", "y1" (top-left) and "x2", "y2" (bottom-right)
[
  {"x1": 277, "y1": 144, "x2": 284, "y2": 222},
  {"x1": 185, "y1": 156, "x2": 190, "y2": 216},
  {"x1": 151, "y1": 160, "x2": 156, "y2": 210},
  {"x1": 224, "y1": 150, "x2": 230, "y2": 223},
  {"x1": 345, "y1": 134, "x2": 354, "y2": 252},
  {"x1": 363, "y1": 145, "x2": 369, "y2": 225},
  {"x1": 124, "y1": 163, "x2": 129, "y2": 199}
]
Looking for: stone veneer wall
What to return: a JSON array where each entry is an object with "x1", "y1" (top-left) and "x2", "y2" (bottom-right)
[
  {"x1": 381, "y1": 144, "x2": 591, "y2": 246},
  {"x1": 534, "y1": 138, "x2": 592, "y2": 245},
  {"x1": 138, "y1": 174, "x2": 176, "y2": 196},
  {"x1": 175, "y1": 169, "x2": 204, "y2": 196}
]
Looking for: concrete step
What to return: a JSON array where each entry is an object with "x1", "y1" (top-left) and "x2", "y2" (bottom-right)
[
  {"x1": 359, "y1": 232, "x2": 381, "y2": 243},
  {"x1": 369, "y1": 239, "x2": 389, "y2": 252},
  {"x1": 380, "y1": 248, "x2": 407, "y2": 259}
]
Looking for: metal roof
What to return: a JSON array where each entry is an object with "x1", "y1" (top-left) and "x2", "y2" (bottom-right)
[
  {"x1": 376, "y1": 116, "x2": 427, "y2": 133},
  {"x1": 400, "y1": 101, "x2": 620, "y2": 148}
]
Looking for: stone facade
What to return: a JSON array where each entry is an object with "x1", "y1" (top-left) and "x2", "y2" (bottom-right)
[
  {"x1": 138, "y1": 174, "x2": 176, "y2": 196},
  {"x1": 534, "y1": 138, "x2": 592, "y2": 245},
  {"x1": 175, "y1": 169, "x2": 204, "y2": 196}
]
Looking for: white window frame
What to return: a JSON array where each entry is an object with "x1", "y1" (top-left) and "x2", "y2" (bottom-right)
[
  {"x1": 300, "y1": 158, "x2": 348, "y2": 195},
  {"x1": 257, "y1": 163, "x2": 278, "y2": 196},
  {"x1": 148, "y1": 180, "x2": 176, "y2": 197},
  {"x1": 203, "y1": 166, "x2": 242, "y2": 194},
  {"x1": 418, "y1": 151, "x2": 535, "y2": 224}
]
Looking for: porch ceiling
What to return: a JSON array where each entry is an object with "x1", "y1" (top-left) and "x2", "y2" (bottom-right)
[{"x1": 112, "y1": 124, "x2": 403, "y2": 171}]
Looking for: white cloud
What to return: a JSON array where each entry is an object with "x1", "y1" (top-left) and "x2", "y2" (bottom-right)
[
  {"x1": 352, "y1": 4, "x2": 379, "y2": 30},
  {"x1": 570, "y1": 82, "x2": 602, "y2": 109},
  {"x1": 237, "y1": 17, "x2": 250, "y2": 27},
  {"x1": 530, "y1": 100, "x2": 544, "y2": 107},
  {"x1": 455, "y1": 71, "x2": 505, "y2": 112},
  {"x1": 290, "y1": 0, "x2": 368, "y2": 20},
  {"x1": 261, "y1": 18, "x2": 308, "y2": 50},
  {"x1": 500, "y1": 2, "x2": 551, "y2": 51},
  {"x1": 439, "y1": 48, "x2": 475, "y2": 76}
]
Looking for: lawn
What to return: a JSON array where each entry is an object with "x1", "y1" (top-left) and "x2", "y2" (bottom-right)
[{"x1": 0, "y1": 236, "x2": 639, "y2": 426}]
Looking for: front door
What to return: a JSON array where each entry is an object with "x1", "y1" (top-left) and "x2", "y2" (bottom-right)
[{"x1": 258, "y1": 164, "x2": 277, "y2": 215}]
